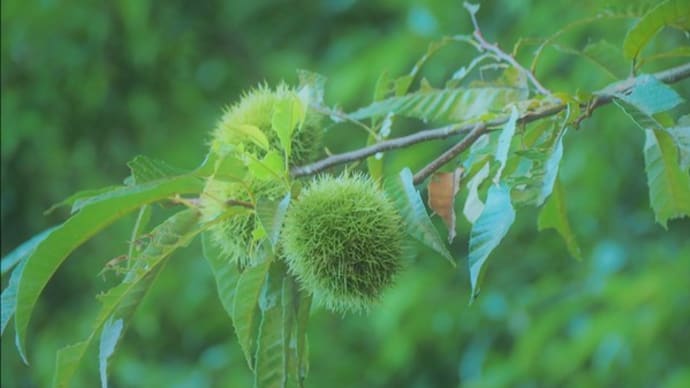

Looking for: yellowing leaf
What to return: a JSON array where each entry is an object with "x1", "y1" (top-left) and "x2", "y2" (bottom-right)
[{"x1": 427, "y1": 168, "x2": 464, "y2": 243}]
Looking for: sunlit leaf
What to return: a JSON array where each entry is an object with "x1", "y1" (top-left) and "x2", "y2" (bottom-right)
[
  {"x1": 247, "y1": 151, "x2": 286, "y2": 181},
  {"x1": 614, "y1": 75, "x2": 684, "y2": 117},
  {"x1": 126, "y1": 155, "x2": 188, "y2": 185},
  {"x1": 468, "y1": 183, "x2": 516, "y2": 301},
  {"x1": 463, "y1": 162, "x2": 490, "y2": 224},
  {"x1": 394, "y1": 75, "x2": 414, "y2": 96},
  {"x1": 256, "y1": 193, "x2": 291, "y2": 249},
  {"x1": 537, "y1": 180, "x2": 582, "y2": 260},
  {"x1": 385, "y1": 168, "x2": 455, "y2": 265},
  {"x1": 349, "y1": 87, "x2": 522, "y2": 124},
  {"x1": 228, "y1": 123, "x2": 270, "y2": 150},
  {"x1": 273, "y1": 94, "x2": 306, "y2": 158},
  {"x1": 643, "y1": 128, "x2": 690, "y2": 228},
  {"x1": 623, "y1": 0, "x2": 690, "y2": 60},
  {"x1": 98, "y1": 318, "x2": 123, "y2": 388},
  {"x1": 13, "y1": 175, "x2": 203, "y2": 363},
  {"x1": 233, "y1": 258, "x2": 271, "y2": 369}
]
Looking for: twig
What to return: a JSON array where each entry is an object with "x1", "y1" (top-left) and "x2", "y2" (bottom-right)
[
  {"x1": 290, "y1": 63, "x2": 690, "y2": 179},
  {"x1": 573, "y1": 61, "x2": 690, "y2": 126},
  {"x1": 466, "y1": 9, "x2": 551, "y2": 96},
  {"x1": 291, "y1": 105, "x2": 563, "y2": 178},
  {"x1": 226, "y1": 199, "x2": 255, "y2": 209},
  {"x1": 412, "y1": 123, "x2": 487, "y2": 185}
]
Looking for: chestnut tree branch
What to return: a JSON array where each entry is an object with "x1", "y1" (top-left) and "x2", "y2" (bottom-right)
[
  {"x1": 412, "y1": 123, "x2": 487, "y2": 185},
  {"x1": 290, "y1": 62, "x2": 690, "y2": 180}
]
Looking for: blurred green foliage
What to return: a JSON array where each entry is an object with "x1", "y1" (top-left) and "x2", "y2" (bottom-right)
[{"x1": 2, "y1": 0, "x2": 689, "y2": 387}]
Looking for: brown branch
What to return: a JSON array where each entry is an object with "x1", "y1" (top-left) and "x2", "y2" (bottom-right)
[
  {"x1": 226, "y1": 199, "x2": 254, "y2": 209},
  {"x1": 412, "y1": 123, "x2": 487, "y2": 185},
  {"x1": 290, "y1": 63, "x2": 690, "y2": 179}
]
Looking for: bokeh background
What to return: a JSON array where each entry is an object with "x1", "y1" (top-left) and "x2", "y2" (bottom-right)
[{"x1": 2, "y1": 1, "x2": 689, "y2": 387}]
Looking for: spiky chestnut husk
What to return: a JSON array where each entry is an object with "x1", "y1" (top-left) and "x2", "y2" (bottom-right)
[
  {"x1": 280, "y1": 174, "x2": 405, "y2": 313},
  {"x1": 201, "y1": 84, "x2": 323, "y2": 265},
  {"x1": 210, "y1": 83, "x2": 322, "y2": 166},
  {"x1": 201, "y1": 178, "x2": 284, "y2": 265}
]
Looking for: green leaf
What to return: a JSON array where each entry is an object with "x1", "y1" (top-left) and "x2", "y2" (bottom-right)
[
  {"x1": 213, "y1": 154, "x2": 248, "y2": 182},
  {"x1": 537, "y1": 129, "x2": 566, "y2": 206},
  {"x1": 494, "y1": 106, "x2": 519, "y2": 180},
  {"x1": 293, "y1": 281, "x2": 311, "y2": 385},
  {"x1": 1, "y1": 226, "x2": 58, "y2": 276},
  {"x1": 537, "y1": 180, "x2": 582, "y2": 260},
  {"x1": 1, "y1": 258, "x2": 26, "y2": 335},
  {"x1": 272, "y1": 94, "x2": 306, "y2": 158},
  {"x1": 98, "y1": 317, "x2": 123, "y2": 388},
  {"x1": 256, "y1": 193, "x2": 291, "y2": 249},
  {"x1": 468, "y1": 183, "x2": 516, "y2": 302},
  {"x1": 202, "y1": 232, "x2": 239, "y2": 320},
  {"x1": 639, "y1": 46, "x2": 690, "y2": 66},
  {"x1": 614, "y1": 75, "x2": 684, "y2": 117},
  {"x1": 463, "y1": 162, "x2": 490, "y2": 224},
  {"x1": 44, "y1": 187, "x2": 122, "y2": 215},
  {"x1": 385, "y1": 168, "x2": 454, "y2": 265},
  {"x1": 227, "y1": 123, "x2": 270, "y2": 150},
  {"x1": 666, "y1": 119, "x2": 690, "y2": 171},
  {"x1": 394, "y1": 75, "x2": 414, "y2": 97},
  {"x1": 581, "y1": 40, "x2": 628, "y2": 80},
  {"x1": 14, "y1": 175, "x2": 203, "y2": 363},
  {"x1": 278, "y1": 272, "x2": 311, "y2": 388},
  {"x1": 643, "y1": 128, "x2": 690, "y2": 228},
  {"x1": 623, "y1": 0, "x2": 690, "y2": 60},
  {"x1": 247, "y1": 151, "x2": 286, "y2": 181},
  {"x1": 126, "y1": 155, "x2": 188, "y2": 185},
  {"x1": 233, "y1": 258, "x2": 271, "y2": 369},
  {"x1": 373, "y1": 71, "x2": 392, "y2": 103},
  {"x1": 52, "y1": 209, "x2": 201, "y2": 387},
  {"x1": 254, "y1": 262, "x2": 287, "y2": 388},
  {"x1": 126, "y1": 206, "x2": 152, "y2": 267},
  {"x1": 349, "y1": 87, "x2": 522, "y2": 124}
]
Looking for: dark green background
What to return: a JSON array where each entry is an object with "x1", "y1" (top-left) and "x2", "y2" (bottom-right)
[{"x1": 2, "y1": 1, "x2": 689, "y2": 387}]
